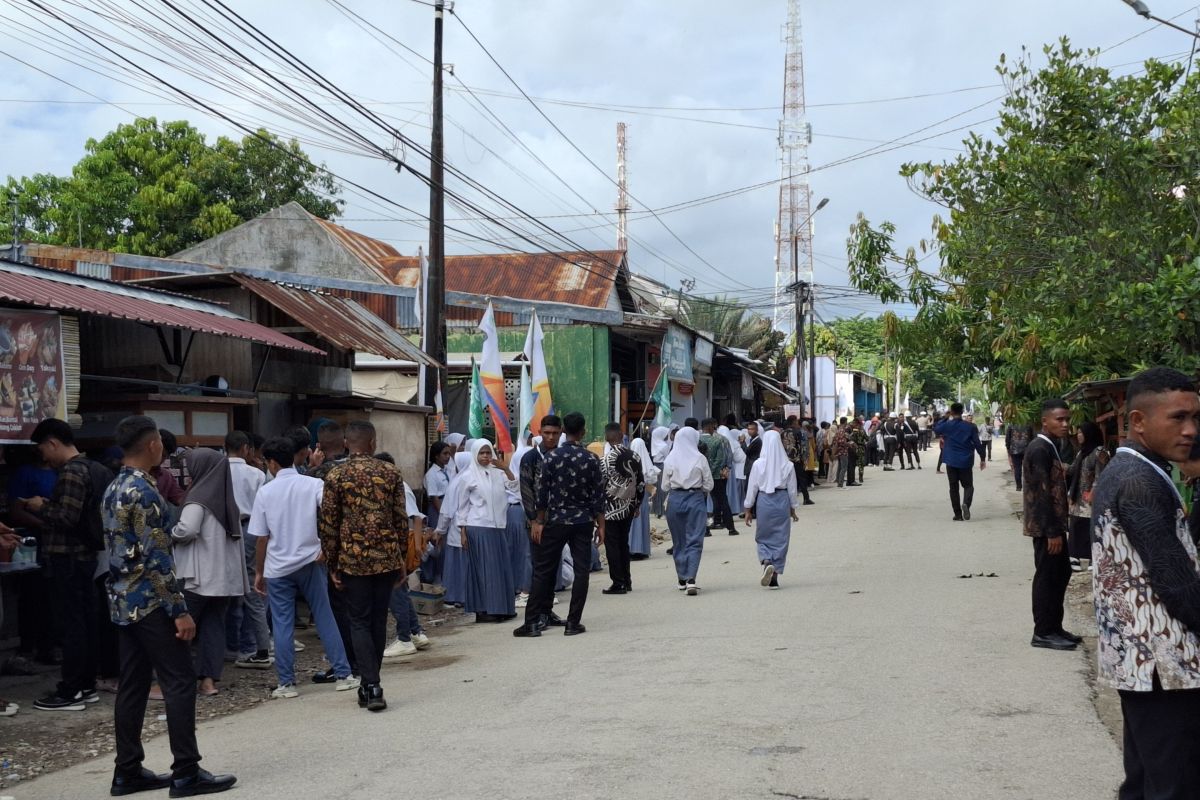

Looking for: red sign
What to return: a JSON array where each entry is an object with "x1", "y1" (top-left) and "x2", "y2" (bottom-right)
[
  {"x1": 678, "y1": 382, "x2": 694, "y2": 396},
  {"x1": 0, "y1": 310, "x2": 66, "y2": 443}
]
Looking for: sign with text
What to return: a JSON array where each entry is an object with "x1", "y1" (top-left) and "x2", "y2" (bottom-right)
[
  {"x1": 0, "y1": 310, "x2": 66, "y2": 443},
  {"x1": 693, "y1": 337, "x2": 713, "y2": 367},
  {"x1": 661, "y1": 325, "x2": 693, "y2": 382}
]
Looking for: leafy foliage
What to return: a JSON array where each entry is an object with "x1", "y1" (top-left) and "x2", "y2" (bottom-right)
[
  {"x1": 679, "y1": 296, "x2": 787, "y2": 376},
  {"x1": 845, "y1": 41, "x2": 1200, "y2": 422},
  {"x1": 6, "y1": 118, "x2": 342, "y2": 256}
]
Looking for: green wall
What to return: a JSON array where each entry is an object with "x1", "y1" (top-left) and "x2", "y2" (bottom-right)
[{"x1": 447, "y1": 324, "x2": 611, "y2": 443}]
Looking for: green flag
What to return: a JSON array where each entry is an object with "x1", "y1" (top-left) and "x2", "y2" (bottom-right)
[
  {"x1": 468, "y1": 359, "x2": 484, "y2": 439},
  {"x1": 652, "y1": 371, "x2": 673, "y2": 428}
]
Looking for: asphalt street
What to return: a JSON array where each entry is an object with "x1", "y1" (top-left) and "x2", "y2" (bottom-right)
[{"x1": 14, "y1": 448, "x2": 1122, "y2": 800}]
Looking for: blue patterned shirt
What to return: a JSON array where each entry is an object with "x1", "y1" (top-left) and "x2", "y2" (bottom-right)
[
  {"x1": 102, "y1": 466, "x2": 188, "y2": 625},
  {"x1": 535, "y1": 440, "x2": 604, "y2": 526}
]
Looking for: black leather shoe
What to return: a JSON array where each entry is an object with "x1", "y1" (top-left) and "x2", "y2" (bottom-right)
[
  {"x1": 168, "y1": 768, "x2": 237, "y2": 797},
  {"x1": 513, "y1": 622, "x2": 542, "y2": 638},
  {"x1": 601, "y1": 585, "x2": 627, "y2": 595},
  {"x1": 311, "y1": 668, "x2": 337, "y2": 684},
  {"x1": 728, "y1": 529, "x2": 740, "y2": 536},
  {"x1": 542, "y1": 611, "x2": 567, "y2": 627},
  {"x1": 666, "y1": 547, "x2": 674, "y2": 555},
  {"x1": 564, "y1": 622, "x2": 586, "y2": 636},
  {"x1": 357, "y1": 686, "x2": 368, "y2": 708},
  {"x1": 111, "y1": 767, "x2": 171, "y2": 796},
  {"x1": 1059, "y1": 629, "x2": 1084, "y2": 644},
  {"x1": 963, "y1": 506, "x2": 972, "y2": 521},
  {"x1": 365, "y1": 683, "x2": 387, "y2": 712},
  {"x1": 1031, "y1": 633, "x2": 1077, "y2": 651}
]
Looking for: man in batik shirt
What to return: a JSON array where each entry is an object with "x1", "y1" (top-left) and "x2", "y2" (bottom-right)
[{"x1": 599, "y1": 423, "x2": 645, "y2": 595}]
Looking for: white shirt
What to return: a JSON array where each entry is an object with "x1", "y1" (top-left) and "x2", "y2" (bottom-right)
[
  {"x1": 403, "y1": 481, "x2": 426, "y2": 522},
  {"x1": 246, "y1": 467, "x2": 324, "y2": 579},
  {"x1": 424, "y1": 464, "x2": 450, "y2": 498},
  {"x1": 978, "y1": 423, "x2": 993, "y2": 442},
  {"x1": 228, "y1": 457, "x2": 265, "y2": 525},
  {"x1": 744, "y1": 460, "x2": 799, "y2": 511},
  {"x1": 455, "y1": 467, "x2": 517, "y2": 529}
]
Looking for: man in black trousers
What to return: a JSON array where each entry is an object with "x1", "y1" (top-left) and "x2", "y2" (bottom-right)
[
  {"x1": 599, "y1": 423, "x2": 644, "y2": 595},
  {"x1": 104, "y1": 415, "x2": 235, "y2": 797},
  {"x1": 514, "y1": 412, "x2": 604, "y2": 638}
]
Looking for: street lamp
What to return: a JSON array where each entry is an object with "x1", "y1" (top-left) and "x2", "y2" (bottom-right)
[
  {"x1": 790, "y1": 197, "x2": 830, "y2": 418},
  {"x1": 1120, "y1": 0, "x2": 1200, "y2": 39}
]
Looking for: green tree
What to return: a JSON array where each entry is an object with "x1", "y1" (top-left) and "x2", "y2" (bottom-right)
[
  {"x1": 5, "y1": 118, "x2": 342, "y2": 256},
  {"x1": 679, "y1": 296, "x2": 787, "y2": 376},
  {"x1": 846, "y1": 41, "x2": 1200, "y2": 421}
]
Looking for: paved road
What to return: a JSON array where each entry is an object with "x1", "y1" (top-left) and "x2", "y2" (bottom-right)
[{"x1": 16, "y1": 451, "x2": 1122, "y2": 800}]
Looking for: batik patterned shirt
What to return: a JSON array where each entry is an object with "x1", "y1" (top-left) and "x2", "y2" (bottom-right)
[
  {"x1": 1023, "y1": 436, "x2": 1069, "y2": 538},
  {"x1": 601, "y1": 444, "x2": 645, "y2": 522},
  {"x1": 1092, "y1": 441, "x2": 1200, "y2": 691},
  {"x1": 536, "y1": 440, "x2": 604, "y2": 526},
  {"x1": 318, "y1": 455, "x2": 408, "y2": 576},
  {"x1": 831, "y1": 428, "x2": 851, "y2": 459},
  {"x1": 102, "y1": 466, "x2": 188, "y2": 625}
]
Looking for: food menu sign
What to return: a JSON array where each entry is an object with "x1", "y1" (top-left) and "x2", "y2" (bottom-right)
[{"x1": 0, "y1": 310, "x2": 66, "y2": 443}]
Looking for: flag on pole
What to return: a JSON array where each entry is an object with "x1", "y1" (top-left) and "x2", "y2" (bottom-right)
[
  {"x1": 434, "y1": 374, "x2": 447, "y2": 434},
  {"x1": 468, "y1": 358, "x2": 484, "y2": 439},
  {"x1": 652, "y1": 370, "x2": 673, "y2": 428},
  {"x1": 522, "y1": 310, "x2": 553, "y2": 433},
  {"x1": 518, "y1": 364, "x2": 534, "y2": 441},
  {"x1": 478, "y1": 303, "x2": 513, "y2": 452}
]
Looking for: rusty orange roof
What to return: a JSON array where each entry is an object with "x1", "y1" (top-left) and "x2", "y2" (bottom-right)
[
  {"x1": 311, "y1": 215, "x2": 402, "y2": 283},
  {"x1": 384, "y1": 250, "x2": 627, "y2": 310}
]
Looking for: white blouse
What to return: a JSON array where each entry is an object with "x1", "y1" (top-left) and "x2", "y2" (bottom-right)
[
  {"x1": 743, "y1": 463, "x2": 800, "y2": 511},
  {"x1": 662, "y1": 461, "x2": 714, "y2": 492},
  {"x1": 456, "y1": 468, "x2": 518, "y2": 529}
]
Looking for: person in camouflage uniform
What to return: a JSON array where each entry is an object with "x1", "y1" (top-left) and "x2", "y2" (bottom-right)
[
  {"x1": 780, "y1": 417, "x2": 814, "y2": 505},
  {"x1": 850, "y1": 419, "x2": 868, "y2": 486}
]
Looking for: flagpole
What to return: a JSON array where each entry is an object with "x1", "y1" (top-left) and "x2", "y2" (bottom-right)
[{"x1": 632, "y1": 370, "x2": 663, "y2": 436}]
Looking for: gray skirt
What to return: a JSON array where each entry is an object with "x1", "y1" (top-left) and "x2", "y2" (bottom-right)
[
  {"x1": 464, "y1": 526, "x2": 515, "y2": 616},
  {"x1": 754, "y1": 490, "x2": 792, "y2": 574}
]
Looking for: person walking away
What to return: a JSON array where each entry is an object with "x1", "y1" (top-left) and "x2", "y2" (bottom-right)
[
  {"x1": 518, "y1": 417, "x2": 564, "y2": 612},
  {"x1": 1090, "y1": 367, "x2": 1200, "y2": 797},
  {"x1": 882, "y1": 413, "x2": 900, "y2": 470},
  {"x1": 700, "y1": 418, "x2": 739, "y2": 535},
  {"x1": 514, "y1": 413, "x2": 603, "y2": 637},
  {"x1": 629, "y1": 434, "x2": 659, "y2": 560},
  {"x1": 978, "y1": 417, "x2": 994, "y2": 461},
  {"x1": 318, "y1": 420, "x2": 408, "y2": 712},
  {"x1": 662, "y1": 427, "x2": 714, "y2": 596},
  {"x1": 169, "y1": 448, "x2": 246, "y2": 697},
  {"x1": 900, "y1": 413, "x2": 921, "y2": 470},
  {"x1": 249, "y1": 437, "x2": 356, "y2": 699},
  {"x1": 456, "y1": 440, "x2": 518, "y2": 623},
  {"x1": 1006, "y1": 421, "x2": 1033, "y2": 491},
  {"x1": 600, "y1": 423, "x2": 645, "y2": 594},
  {"x1": 26, "y1": 418, "x2": 113, "y2": 712},
  {"x1": 743, "y1": 430, "x2": 800, "y2": 589},
  {"x1": 933, "y1": 403, "x2": 987, "y2": 522},
  {"x1": 1023, "y1": 398, "x2": 1076, "y2": 651},
  {"x1": 850, "y1": 419, "x2": 868, "y2": 486},
  {"x1": 650, "y1": 426, "x2": 672, "y2": 518},
  {"x1": 103, "y1": 415, "x2": 235, "y2": 797},
  {"x1": 420, "y1": 441, "x2": 453, "y2": 586},
  {"x1": 1067, "y1": 421, "x2": 1109, "y2": 572},
  {"x1": 831, "y1": 419, "x2": 851, "y2": 488},
  {"x1": 225, "y1": 431, "x2": 272, "y2": 671}
]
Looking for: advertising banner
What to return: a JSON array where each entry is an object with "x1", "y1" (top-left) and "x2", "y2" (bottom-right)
[{"x1": 0, "y1": 310, "x2": 66, "y2": 443}]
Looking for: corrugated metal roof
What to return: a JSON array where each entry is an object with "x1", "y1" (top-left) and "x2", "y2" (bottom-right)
[
  {"x1": 0, "y1": 260, "x2": 323, "y2": 355},
  {"x1": 230, "y1": 275, "x2": 438, "y2": 366},
  {"x1": 313, "y1": 216, "x2": 403, "y2": 283},
  {"x1": 385, "y1": 250, "x2": 626, "y2": 310}
]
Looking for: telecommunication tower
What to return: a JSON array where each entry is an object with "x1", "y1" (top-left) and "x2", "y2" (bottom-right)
[
  {"x1": 616, "y1": 122, "x2": 630, "y2": 253},
  {"x1": 773, "y1": 0, "x2": 813, "y2": 336}
]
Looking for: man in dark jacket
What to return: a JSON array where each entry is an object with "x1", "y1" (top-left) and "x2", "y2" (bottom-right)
[
  {"x1": 933, "y1": 403, "x2": 987, "y2": 522},
  {"x1": 1005, "y1": 422, "x2": 1034, "y2": 491},
  {"x1": 1023, "y1": 398, "x2": 1074, "y2": 651}
]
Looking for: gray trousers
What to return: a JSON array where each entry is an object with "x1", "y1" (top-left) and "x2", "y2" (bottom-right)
[{"x1": 835, "y1": 454, "x2": 849, "y2": 487}]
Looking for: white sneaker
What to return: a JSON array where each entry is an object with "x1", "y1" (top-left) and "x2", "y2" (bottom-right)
[
  {"x1": 271, "y1": 684, "x2": 299, "y2": 699},
  {"x1": 293, "y1": 639, "x2": 306, "y2": 652},
  {"x1": 515, "y1": 593, "x2": 529, "y2": 608},
  {"x1": 383, "y1": 638, "x2": 418, "y2": 659},
  {"x1": 412, "y1": 632, "x2": 432, "y2": 651},
  {"x1": 552, "y1": 595, "x2": 559, "y2": 605},
  {"x1": 686, "y1": 581, "x2": 699, "y2": 596},
  {"x1": 334, "y1": 675, "x2": 360, "y2": 692},
  {"x1": 760, "y1": 563, "x2": 776, "y2": 587}
]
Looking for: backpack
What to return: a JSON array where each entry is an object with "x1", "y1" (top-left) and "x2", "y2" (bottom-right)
[{"x1": 77, "y1": 457, "x2": 115, "y2": 550}]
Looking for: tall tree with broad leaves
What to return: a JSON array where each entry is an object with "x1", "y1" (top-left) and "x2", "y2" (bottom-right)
[
  {"x1": 845, "y1": 41, "x2": 1200, "y2": 422},
  {"x1": 678, "y1": 296, "x2": 788, "y2": 378},
  {"x1": 5, "y1": 118, "x2": 342, "y2": 257}
]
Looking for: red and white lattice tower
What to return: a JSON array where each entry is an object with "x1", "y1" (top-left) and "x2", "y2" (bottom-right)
[{"x1": 773, "y1": 0, "x2": 813, "y2": 336}]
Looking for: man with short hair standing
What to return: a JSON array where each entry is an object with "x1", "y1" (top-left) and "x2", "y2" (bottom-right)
[
  {"x1": 933, "y1": 403, "x2": 987, "y2": 522},
  {"x1": 104, "y1": 415, "x2": 235, "y2": 797},
  {"x1": 700, "y1": 418, "x2": 738, "y2": 535},
  {"x1": 599, "y1": 423, "x2": 644, "y2": 595},
  {"x1": 318, "y1": 421, "x2": 408, "y2": 712},
  {"x1": 225, "y1": 430, "x2": 272, "y2": 670},
  {"x1": 1023, "y1": 398, "x2": 1075, "y2": 651},
  {"x1": 1091, "y1": 367, "x2": 1200, "y2": 797}
]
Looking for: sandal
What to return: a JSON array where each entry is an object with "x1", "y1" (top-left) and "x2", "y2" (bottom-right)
[{"x1": 0, "y1": 699, "x2": 18, "y2": 717}]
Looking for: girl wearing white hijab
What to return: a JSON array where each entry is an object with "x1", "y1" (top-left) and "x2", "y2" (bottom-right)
[
  {"x1": 718, "y1": 424, "x2": 746, "y2": 514},
  {"x1": 662, "y1": 427, "x2": 714, "y2": 595},
  {"x1": 743, "y1": 430, "x2": 799, "y2": 589},
  {"x1": 436, "y1": 451, "x2": 475, "y2": 606},
  {"x1": 443, "y1": 433, "x2": 466, "y2": 478},
  {"x1": 456, "y1": 440, "x2": 518, "y2": 621},
  {"x1": 628, "y1": 435, "x2": 660, "y2": 559},
  {"x1": 650, "y1": 426, "x2": 672, "y2": 518}
]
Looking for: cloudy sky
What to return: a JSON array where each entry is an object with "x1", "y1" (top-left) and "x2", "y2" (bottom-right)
[{"x1": 2, "y1": 0, "x2": 1197, "y2": 322}]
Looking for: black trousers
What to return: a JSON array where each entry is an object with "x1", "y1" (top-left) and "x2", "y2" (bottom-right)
[
  {"x1": 341, "y1": 571, "x2": 397, "y2": 687},
  {"x1": 526, "y1": 522, "x2": 593, "y2": 626},
  {"x1": 1011, "y1": 453, "x2": 1025, "y2": 490},
  {"x1": 710, "y1": 478, "x2": 735, "y2": 530},
  {"x1": 883, "y1": 437, "x2": 898, "y2": 467},
  {"x1": 983, "y1": 440, "x2": 993, "y2": 460},
  {"x1": 1031, "y1": 536, "x2": 1072, "y2": 637},
  {"x1": 96, "y1": 576, "x2": 120, "y2": 680},
  {"x1": 115, "y1": 608, "x2": 200, "y2": 779},
  {"x1": 793, "y1": 463, "x2": 812, "y2": 501},
  {"x1": 604, "y1": 518, "x2": 633, "y2": 590},
  {"x1": 46, "y1": 554, "x2": 98, "y2": 696},
  {"x1": 329, "y1": 575, "x2": 357, "y2": 675},
  {"x1": 1119, "y1": 683, "x2": 1200, "y2": 799},
  {"x1": 945, "y1": 466, "x2": 974, "y2": 517},
  {"x1": 903, "y1": 437, "x2": 920, "y2": 468}
]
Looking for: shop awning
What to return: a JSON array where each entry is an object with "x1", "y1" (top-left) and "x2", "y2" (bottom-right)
[
  {"x1": 749, "y1": 369, "x2": 799, "y2": 400},
  {"x1": 231, "y1": 275, "x2": 439, "y2": 366},
  {"x1": 0, "y1": 260, "x2": 323, "y2": 354}
]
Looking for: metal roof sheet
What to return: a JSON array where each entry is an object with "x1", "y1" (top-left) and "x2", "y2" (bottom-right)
[
  {"x1": 0, "y1": 259, "x2": 323, "y2": 355},
  {"x1": 312, "y1": 216, "x2": 403, "y2": 283},
  {"x1": 385, "y1": 250, "x2": 626, "y2": 310},
  {"x1": 230, "y1": 275, "x2": 438, "y2": 366}
]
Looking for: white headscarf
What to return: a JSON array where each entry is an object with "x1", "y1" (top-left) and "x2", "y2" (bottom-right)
[
  {"x1": 663, "y1": 426, "x2": 708, "y2": 485},
  {"x1": 462, "y1": 440, "x2": 508, "y2": 528},
  {"x1": 438, "y1": 451, "x2": 477, "y2": 544},
  {"x1": 651, "y1": 426, "x2": 672, "y2": 463},
  {"x1": 630, "y1": 436, "x2": 660, "y2": 484},
  {"x1": 719, "y1": 425, "x2": 746, "y2": 466},
  {"x1": 444, "y1": 433, "x2": 466, "y2": 477},
  {"x1": 753, "y1": 430, "x2": 792, "y2": 492}
]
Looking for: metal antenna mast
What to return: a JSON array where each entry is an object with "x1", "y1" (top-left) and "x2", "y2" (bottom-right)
[
  {"x1": 773, "y1": 0, "x2": 813, "y2": 337},
  {"x1": 616, "y1": 121, "x2": 630, "y2": 253}
]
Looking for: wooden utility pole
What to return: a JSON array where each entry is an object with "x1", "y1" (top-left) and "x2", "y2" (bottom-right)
[{"x1": 423, "y1": 0, "x2": 447, "y2": 406}]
